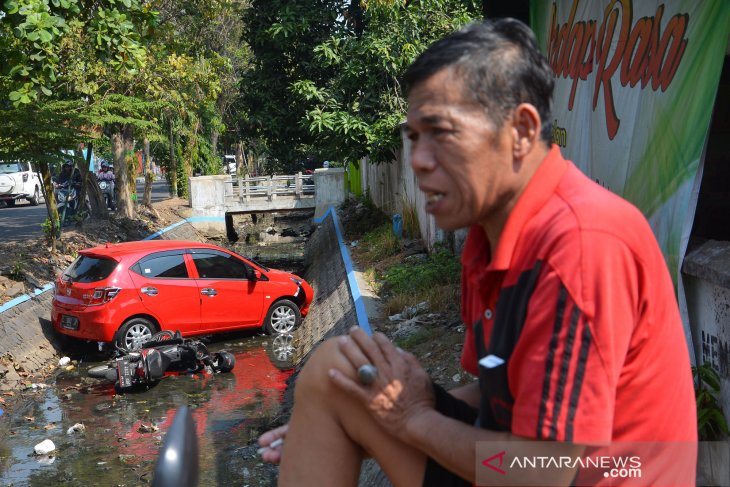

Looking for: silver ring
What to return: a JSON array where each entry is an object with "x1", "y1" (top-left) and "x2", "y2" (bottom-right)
[{"x1": 357, "y1": 364, "x2": 378, "y2": 385}]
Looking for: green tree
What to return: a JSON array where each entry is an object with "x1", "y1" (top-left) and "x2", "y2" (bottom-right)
[
  {"x1": 291, "y1": 0, "x2": 479, "y2": 164},
  {"x1": 240, "y1": 0, "x2": 480, "y2": 170},
  {"x1": 240, "y1": 0, "x2": 344, "y2": 171}
]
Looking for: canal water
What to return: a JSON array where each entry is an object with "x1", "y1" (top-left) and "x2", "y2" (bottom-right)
[{"x1": 0, "y1": 211, "x2": 314, "y2": 486}]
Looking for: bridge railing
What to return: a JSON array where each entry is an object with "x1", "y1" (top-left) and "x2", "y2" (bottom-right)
[{"x1": 225, "y1": 172, "x2": 315, "y2": 202}]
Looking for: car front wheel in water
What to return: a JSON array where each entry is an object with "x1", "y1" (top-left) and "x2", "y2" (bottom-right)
[{"x1": 264, "y1": 299, "x2": 301, "y2": 334}]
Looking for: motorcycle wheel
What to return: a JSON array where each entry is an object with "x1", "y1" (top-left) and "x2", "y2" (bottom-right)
[
  {"x1": 150, "y1": 330, "x2": 175, "y2": 342},
  {"x1": 212, "y1": 351, "x2": 236, "y2": 373},
  {"x1": 88, "y1": 364, "x2": 118, "y2": 381}
]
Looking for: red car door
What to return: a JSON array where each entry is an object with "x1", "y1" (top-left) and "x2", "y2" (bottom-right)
[
  {"x1": 189, "y1": 249, "x2": 265, "y2": 331},
  {"x1": 127, "y1": 250, "x2": 201, "y2": 333}
]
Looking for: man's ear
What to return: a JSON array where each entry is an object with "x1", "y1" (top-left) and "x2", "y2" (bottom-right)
[{"x1": 511, "y1": 103, "x2": 542, "y2": 158}]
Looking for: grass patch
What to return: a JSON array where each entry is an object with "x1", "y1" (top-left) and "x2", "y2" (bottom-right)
[
  {"x1": 400, "y1": 197, "x2": 420, "y2": 239},
  {"x1": 356, "y1": 222, "x2": 401, "y2": 265},
  {"x1": 381, "y1": 246, "x2": 461, "y2": 315}
]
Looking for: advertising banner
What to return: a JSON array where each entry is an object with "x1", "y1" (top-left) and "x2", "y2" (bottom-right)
[{"x1": 530, "y1": 0, "x2": 730, "y2": 284}]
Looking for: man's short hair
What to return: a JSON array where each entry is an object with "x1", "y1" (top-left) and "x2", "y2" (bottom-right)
[{"x1": 403, "y1": 18, "x2": 554, "y2": 144}]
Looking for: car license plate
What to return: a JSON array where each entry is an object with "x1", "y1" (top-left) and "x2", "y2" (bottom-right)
[
  {"x1": 60, "y1": 315, "x2": 79, "y2": 330},
  {"x1": 116, "y1": 358, "x2": 134, "y2": 389}
]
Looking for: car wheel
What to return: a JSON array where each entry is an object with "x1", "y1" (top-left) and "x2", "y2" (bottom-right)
[
  {"x1": 29, "y1": 186, "x2": 40, "y2": 206},
  {"x1": 6, "y1": 199, "x2": 15, "y2": 207},
  {"x1": 115, "y1": 318, "x2": 158, "y2": 351},
  {"x1": 264, "y1": 299, "x2": 301, "y2": 334}
]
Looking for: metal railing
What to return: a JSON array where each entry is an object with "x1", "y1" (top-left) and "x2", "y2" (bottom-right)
[{"x1": 224, "y1": 173, "x2": 315, "y2": 202}]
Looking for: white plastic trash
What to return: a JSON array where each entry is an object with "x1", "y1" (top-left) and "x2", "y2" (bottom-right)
[
  {"x1": 34, "y1": 439, "x2": 56, "y2": 455},
  {"x1": 58, "y1": 357, "x2": 71, "y2": 366},
  {"x1": 67, "y1": 423, "x2": 85, "y2": 434}
]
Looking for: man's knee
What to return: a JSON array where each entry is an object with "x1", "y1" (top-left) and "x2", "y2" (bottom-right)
[{"x1": 295, "y1": 338, "x2": 347, "y2": 398}]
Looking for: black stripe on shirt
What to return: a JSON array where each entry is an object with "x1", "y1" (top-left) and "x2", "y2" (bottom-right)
[
  {"x1": 565, "y1": 320, "x2": 593, "y2": 442},
  {"x1": 548, "y1": 304, "x2": 581, "y2": 440},
  {"x1": 537, "y1": 284, "x2": 567, "y2": 439}
]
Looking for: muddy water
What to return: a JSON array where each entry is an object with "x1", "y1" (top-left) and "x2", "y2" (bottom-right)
[
  {"x1": 1, "y1": 212, "x2": 315, "y2": 486},
  {"x1": 0, "y1": 335, "x2": 300, "y2": 486}
]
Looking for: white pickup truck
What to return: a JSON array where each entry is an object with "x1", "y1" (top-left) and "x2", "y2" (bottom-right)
[{"x1": 0, "y1": 161, "x2": 42, "y2": 207}]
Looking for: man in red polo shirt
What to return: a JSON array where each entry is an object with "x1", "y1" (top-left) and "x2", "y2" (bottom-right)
[{"x1": 259, "y1": 18, "x2": 697, "y2": 486}]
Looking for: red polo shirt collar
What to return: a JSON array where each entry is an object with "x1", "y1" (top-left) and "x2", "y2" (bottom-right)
[{"x1": 462, "y1": 145, "x2": 568, "y2": 273}]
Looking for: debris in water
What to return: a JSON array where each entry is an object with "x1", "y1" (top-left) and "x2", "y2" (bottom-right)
[
  {"x1": 34, "y1": 439, "x2": 56, "y2": 455},
  {"x1": 58, "y1": 357, "x2": 71, "y2": 366},
  {"x1": 67, "y1": 423, "x2": 86, "y2": 434},
  {"x1": 138, "y1": 423, "x2": 159, "y2": 433}
]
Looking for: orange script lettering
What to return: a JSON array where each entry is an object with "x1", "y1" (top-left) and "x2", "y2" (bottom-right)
[{"x1": 548, "y1": 0, "x2": 688, "y2": 140}]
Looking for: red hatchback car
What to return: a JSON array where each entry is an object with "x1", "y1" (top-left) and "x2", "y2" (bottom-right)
[{"x1": 52, "y1": 240, "x2": 313, "y2": 349}]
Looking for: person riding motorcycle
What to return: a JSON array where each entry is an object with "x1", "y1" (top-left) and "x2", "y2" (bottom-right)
[
  {"x1": 96, "y1": 162, "x2": 116, "y2": 210},
  {"x1": 53, "y1": 161, "x2": 83, "y2": 219},
  {"x1": 56, "y1": 160, "x2": 81, "y2": 186}
]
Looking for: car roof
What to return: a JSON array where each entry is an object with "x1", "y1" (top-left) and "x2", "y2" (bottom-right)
[{"x1": 81, "y1": 240, "x2": 224, "y2": 259}]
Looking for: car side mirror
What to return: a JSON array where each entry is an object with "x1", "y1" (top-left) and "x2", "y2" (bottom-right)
[{"x1": 246, "y1": 267, "x2": 261, "y2": 281}]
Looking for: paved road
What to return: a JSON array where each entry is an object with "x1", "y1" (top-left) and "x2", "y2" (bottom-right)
[
  {"x1": 0, "y1": 180, "x2": 171, "y2": 242},
  {"x1": 0, "y1": 200, "x2": 49, "y2": 241}
]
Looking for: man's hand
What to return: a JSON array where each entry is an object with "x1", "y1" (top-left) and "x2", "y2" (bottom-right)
[
  {"x1": 258, "y1": 423, "x2": 287, "y2": 464},
  {"x1": 328, "y1": 327, "x2": 435, "y2": 442}
]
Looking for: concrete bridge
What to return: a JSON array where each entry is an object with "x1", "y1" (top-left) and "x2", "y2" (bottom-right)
[{"x1": 189, "y1": 167, "x2": 345, "y2": 234}]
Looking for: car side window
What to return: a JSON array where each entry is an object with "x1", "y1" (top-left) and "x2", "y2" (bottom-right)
[
  {"x1": 192, "y1": 252, "x2": 249, "y2": 279},
  {"x1": 132, "y1": 254, "x2": 188, "y2": 278}
]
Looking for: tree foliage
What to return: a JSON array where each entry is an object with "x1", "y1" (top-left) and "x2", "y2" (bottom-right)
[{"x1": 241, "y1": 0, "x2": 481, "y2": 168}]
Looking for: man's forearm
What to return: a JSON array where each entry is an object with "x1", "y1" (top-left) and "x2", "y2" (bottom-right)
[
  {"x1": 403, "y1": 408, "x2": 583, "y2": 485},
  {"x1": 447, "y1": 380, "x2": 480, "y2": 408}
]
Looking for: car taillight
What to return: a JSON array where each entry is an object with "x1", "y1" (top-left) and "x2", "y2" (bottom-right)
[{"x1": 84, "y1": 287, "x2": 121, "y2": 306}]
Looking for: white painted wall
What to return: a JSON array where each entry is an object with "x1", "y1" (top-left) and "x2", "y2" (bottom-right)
[
  {"x1": 313, "y1": 167, "x2": 346, "y2": 219},
  {"x1": 684, "y1": 273, "x2": 730, "y2": 424},
  {"x1": 359, "y1": 136, "x2": 466, "y2": 251}
]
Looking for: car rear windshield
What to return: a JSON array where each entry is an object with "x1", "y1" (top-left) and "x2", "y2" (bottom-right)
[
  {"x1": 0, "y1": 162, "x2": 28, "y2": 173},
  {"x1": 63, "y1": 255, "x2": 118, "y2": 283}
]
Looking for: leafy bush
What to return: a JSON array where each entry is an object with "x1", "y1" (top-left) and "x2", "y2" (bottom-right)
[{"x1": 694, "y1": 362, "x2": 730, "y2": 440}]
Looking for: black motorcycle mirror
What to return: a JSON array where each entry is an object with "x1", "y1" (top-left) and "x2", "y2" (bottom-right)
[{"x1": 152, "y1": 405, "x2": 199, "y2": 487}]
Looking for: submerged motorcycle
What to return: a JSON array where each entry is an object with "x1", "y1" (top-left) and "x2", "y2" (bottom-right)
[{"x1": 88, "y1": 331, "x2": 236, "y2": 392}]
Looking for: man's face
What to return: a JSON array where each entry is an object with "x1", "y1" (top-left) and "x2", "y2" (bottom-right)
[{"x1": 404, "y1": 68, "x2": 518, "y2": 231}]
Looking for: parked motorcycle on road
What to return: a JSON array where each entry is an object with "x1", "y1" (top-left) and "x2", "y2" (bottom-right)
[{"x1": 88, "y1": 331, "x2": 236, "y2": 392}]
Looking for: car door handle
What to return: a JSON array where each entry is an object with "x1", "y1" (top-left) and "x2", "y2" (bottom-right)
[
  {"x1": 141, "y1": 286, "x2": 158, "y2": 296},
  {"x1": 201, "y1": 288, "x2": 217, "y2": 297}
]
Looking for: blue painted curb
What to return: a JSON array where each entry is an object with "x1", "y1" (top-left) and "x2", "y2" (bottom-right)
[
  {"x1": 0, "y1": 282, "x2": 55, "y2": 314},
  {"x1": 313, "y1": 207, "x2": 372, "y2": 336}
]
